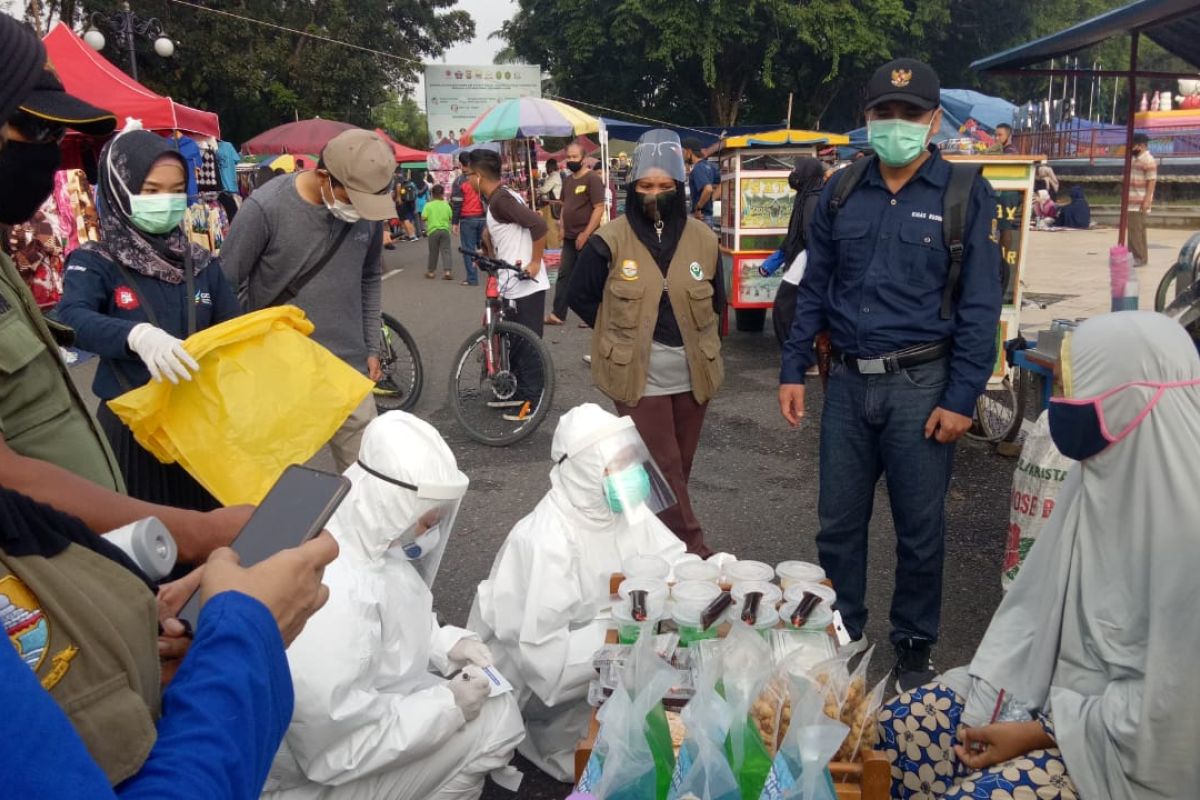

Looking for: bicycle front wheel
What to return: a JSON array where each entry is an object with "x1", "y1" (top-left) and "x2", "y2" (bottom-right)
[
  {"x1": 967, "y1": 374, "x2": 1023, "y2": 444},
  {"x1": 448, "y1": 320, "x2": 556, "y2": 446},
  {"x1": 373, "y1": 313, "x2": 424, "y2": 412}
]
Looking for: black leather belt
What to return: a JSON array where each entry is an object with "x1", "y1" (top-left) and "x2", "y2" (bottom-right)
[{"x1": 832, "y1": 340, "x2": 951, "y2": 375}]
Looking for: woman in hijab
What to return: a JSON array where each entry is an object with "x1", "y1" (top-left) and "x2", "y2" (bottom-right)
[
  {"x1": 770, "y1": 156, "x2": 827, "y2": 345},
  {"x1": 568, "y1": 129, "x2": 725, "y2": 556},
  {"x1": 57, "y1": 128, "x2": 240, "y2": 510},
  {"x1": 1056, "y1": 186, "x2": 1091, "y2": 230},
  {"x1": 879, "y1": 311, "x2": 1200, "y2": 800}
]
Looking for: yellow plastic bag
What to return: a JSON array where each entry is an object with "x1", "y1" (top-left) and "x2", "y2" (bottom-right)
[{"x1": 108, "y1": 306, "x2": 373, "y2": 506}]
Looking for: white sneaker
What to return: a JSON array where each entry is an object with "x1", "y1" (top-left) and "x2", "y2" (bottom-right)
[
  {"x1": 581, "y1": 354, "x2": 592, "y2": 365},
  {"x1": 840, "y1": 634, "x2": 870, "y2": 658}
]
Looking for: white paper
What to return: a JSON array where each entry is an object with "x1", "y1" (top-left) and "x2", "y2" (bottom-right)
[{"x1": 481, "y1": 664, "x2": 514, "y2": 697}]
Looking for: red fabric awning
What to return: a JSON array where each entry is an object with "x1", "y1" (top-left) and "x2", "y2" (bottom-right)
[
  {"x1": 43, "y1": 23, "x2": 220, "y2": 137},
  {"x1": 374, "y1": 129, "x2": 431, "y2": 163},
  {"x1": 242, "y1": 119, "x2": 358, "y2": 156}
]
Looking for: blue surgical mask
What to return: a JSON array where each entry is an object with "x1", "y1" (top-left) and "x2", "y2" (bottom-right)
[
  {"x1": 129, "y1": 193, "x2": 187, "y2": 234},
  {"x1": 603, "y1": 464, "x2": 651, "y2": 513},
  {"x1": 867, "y1": 118, "x2": 932, "y2": 167}
]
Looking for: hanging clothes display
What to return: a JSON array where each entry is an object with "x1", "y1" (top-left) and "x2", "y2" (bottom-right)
[
  {"x1": 171, "y1": 133, "x2": 202, "y2": 203},
  {"x1": 3, "y1": 196, "x2": 66, "y2": 308},
  {"x1": 216, "y1": 140, "x2": 240, "y2": 193},
  {"x1": 197, "y1": 145, "x2": 220, "y2": 195},
  {"x1": 55, "y1": 168, "x2": 101, "y2": 253}
]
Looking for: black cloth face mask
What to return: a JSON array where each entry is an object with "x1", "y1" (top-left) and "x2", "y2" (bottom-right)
[
  {"x1": 637, "y1": 189, "x2": 677, "y2": 224},
  {"x1": 0, "y1": 140, "x2": 60, "y2": 224}
]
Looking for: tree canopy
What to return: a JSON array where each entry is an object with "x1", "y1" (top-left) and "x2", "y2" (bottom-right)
[{"x1": 24, "y1": 0, "x2": 471, "y2": 145}]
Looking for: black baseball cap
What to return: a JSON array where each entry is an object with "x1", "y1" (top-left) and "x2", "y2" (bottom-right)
[
  {"x1": 18, "y1": 66, "x2": 117, "y2": 136},
  {"x1": 865, "y1": 58, "x2": 940, "y2": 112}
]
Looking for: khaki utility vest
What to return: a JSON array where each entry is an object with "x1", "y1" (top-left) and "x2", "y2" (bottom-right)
[
  {"x1": 591, "y1": 217, "x2": 723, "y2": 405},
  {"x1": 1, "y1": 543, "x2": 160, "y2": 784}
]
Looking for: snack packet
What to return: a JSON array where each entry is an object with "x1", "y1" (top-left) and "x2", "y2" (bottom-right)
[
  {"x1": 759, "y1": 674, "x2": 847, "y2": 800},
  {"x1": 718, "y1": 621, "x2": 778, "y2": 800}
]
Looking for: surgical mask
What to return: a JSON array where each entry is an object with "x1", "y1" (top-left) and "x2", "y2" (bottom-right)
[
  {"x1": 867, "y1": 118, "x2": 932, "y2": 167},
  {"x1": 637, "y1": 189, "x2": 676, "y2": 223},
  {"x1": 566, "y1": 160, "x2": 583, "y2": 173},
  {"x1": 603, "y1": 464, "x2": 652, "y2": 513},
  {"x1": 0, "y1": 140, "x2": 60, "y2": 224},
  {"x1": 323, "y1": 176, "x2": 361, "y2": 223},
  {"x1": 129, "y1": 193, "x2": 187, "y2": 234},
  {"x1": 397, "y1": 521, "x2": 442, "y2": 561},
  {"x1": 1048, "y1": 377, "x2": 1200, "y2": 461}
]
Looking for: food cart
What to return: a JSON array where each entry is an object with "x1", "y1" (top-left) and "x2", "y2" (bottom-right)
[{"x1": 716, "y1": 130, "x2": 849, "y2": 332}]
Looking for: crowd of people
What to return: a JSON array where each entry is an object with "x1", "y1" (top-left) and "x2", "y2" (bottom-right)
[{"x1": 1, "y1": 9, "x2": 1196, "y2": 799}]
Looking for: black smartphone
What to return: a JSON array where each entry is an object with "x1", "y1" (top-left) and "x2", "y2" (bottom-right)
[{"x1": 176, "y1": 465, "x2": 351, "y2": 626}]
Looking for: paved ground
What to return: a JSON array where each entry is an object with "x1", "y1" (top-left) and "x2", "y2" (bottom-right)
[{"x1": 66, "y1": 221, "x2": 1190, "y2": 800}]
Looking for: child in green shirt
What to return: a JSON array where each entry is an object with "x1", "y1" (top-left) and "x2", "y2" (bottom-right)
[{"x1": 422, "y1": 185, "x2": 454, "y2": 280}]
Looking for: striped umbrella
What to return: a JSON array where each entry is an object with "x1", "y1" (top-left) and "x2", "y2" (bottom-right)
[{"x1": 461, "y1": 97, "x2": 600, "y2": 144}]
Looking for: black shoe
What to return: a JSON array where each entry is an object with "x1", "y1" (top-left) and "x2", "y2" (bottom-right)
[{"x1": 893, "y1": 638, "x2": 937, "y2": 694}]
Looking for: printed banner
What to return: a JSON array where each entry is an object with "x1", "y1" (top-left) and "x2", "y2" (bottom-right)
[{"x1": 424, "y1": 64, "x2": 541, "y2": 148}]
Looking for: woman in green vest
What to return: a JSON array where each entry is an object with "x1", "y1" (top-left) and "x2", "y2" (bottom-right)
[{"x1": 568, "y1": 129, "x2": 725, "y2": 556}]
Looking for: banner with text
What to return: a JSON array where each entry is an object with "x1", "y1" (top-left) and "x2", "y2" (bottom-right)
[{"x1": 424, "y1": 64, "x2": 541, "y2": 148}]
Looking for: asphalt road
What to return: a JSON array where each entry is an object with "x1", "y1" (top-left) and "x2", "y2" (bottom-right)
[{"x1": 70, "y1": 237, "x2": 1015, "y2": 800}]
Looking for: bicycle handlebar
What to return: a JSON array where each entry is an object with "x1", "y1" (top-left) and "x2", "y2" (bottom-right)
[{"x1": 458, "y1": 248, "x2": 532, "y2": 279}]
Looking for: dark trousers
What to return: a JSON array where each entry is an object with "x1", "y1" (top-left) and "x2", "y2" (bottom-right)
[
  {"x1": 615, "y1": 393, "x2": 710, "y2": 556},
  {"x1": 458, "y1": 217, "x2": 486, "y2": 284},
  {"x1": 1128, "y1": 209, "x2": 1148, "y2": 264},
  {"x1": 426, "y1": 229, "x2": 451, "y2": 274},
  {"x1": 816, "y1": 358, "x2": 955, "y2": 646},
  {"x1": 772, "y1": 281, "x2": 798, "y2": 347},
  {"x1": 506, "y1": 291, "x2": 546, "y2": 402},
  {"x1": 551, "y1": 238, "x2": 580, "y2": 321}
]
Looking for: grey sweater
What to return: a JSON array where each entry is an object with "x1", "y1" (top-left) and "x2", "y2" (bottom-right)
[{"x1": 219, "y1": 174, "x2": 382, "y2": 372}]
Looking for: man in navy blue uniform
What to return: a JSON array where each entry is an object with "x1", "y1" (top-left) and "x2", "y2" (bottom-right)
[{"x1": 778, "y1": 59, "x2": 1002, "y2": 692}]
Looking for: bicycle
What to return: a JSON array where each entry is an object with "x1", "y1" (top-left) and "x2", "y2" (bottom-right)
[
  {"x1": 372, "y1": 312, "x2": 424, "y2": 413},
  {"x1": 967, "y1": 366, "x2": 1025, "y2": 444},
  {"x1": 448, "y1": 248, "x2": 556, "y2": 446}
]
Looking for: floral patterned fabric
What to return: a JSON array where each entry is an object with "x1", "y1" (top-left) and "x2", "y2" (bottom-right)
[{"x1": 879, "y1": 682, "x2": 1080, "y2": 800}]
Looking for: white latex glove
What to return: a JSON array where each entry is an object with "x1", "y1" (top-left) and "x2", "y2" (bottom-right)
[
  {"x1": 447, "y1": 665, "x2": 489, "y2": 722},
  {"x1": 127, "y1": 323, "x2": 199, "y2": 384},
  {"x1": 448, "y1": 637, "x2": 493, "y2": 668}
]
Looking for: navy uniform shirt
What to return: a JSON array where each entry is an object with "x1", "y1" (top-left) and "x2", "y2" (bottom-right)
[{"x1": 780, "y1": 148, "x2": 1002, "y2": 416}]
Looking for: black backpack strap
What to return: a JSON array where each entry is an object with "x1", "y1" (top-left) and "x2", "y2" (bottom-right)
[
  {"x1": 827, "y1": 156, "x2": 874, "y2": 216},
  {"x1": 940, "y1": 164, "x2": 982, "y2": 320}
]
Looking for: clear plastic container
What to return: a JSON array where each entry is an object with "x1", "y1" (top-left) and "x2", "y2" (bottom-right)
[
  {"x1": 673, "y1": 558, "x2": 721, "y2": 584},
  {"x1": 622, "y1": 554, "x2": 671, "y2": 581},
  {"x1": 616, "y1": 578, "x2": 668, "y2": 643},
  {"x1": 722, "y1": 559, "x2": 775, "y2": 584},
  {"x1": 730, "y1": 604, "x2": 780, "y2": 638},
  {"x1": 670, "y1": 580, "x2": 723, "y2": 646},
  {"x1": 775, "y1": 560, "x2": 826, "y2": 590},
  {"x1": 730, "y1": 580, "x2": 783, "y2": 620},
  {"x1": 612, "y1": 601, "x2": 659, "y2": 644},
  {"x1": 780, "y1": 598, "x2": 835, "y2": 631},
  {"x1": 783, "y1": 581, "x2": 836, "y2": 607}
]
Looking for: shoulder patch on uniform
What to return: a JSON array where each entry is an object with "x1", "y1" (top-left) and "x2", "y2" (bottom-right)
[
  {"x1": 1, "y1": 574, "x2": 50, "y2": 671},
  {"x1": 114, "y1": 286, "x2": 139, "y2": 311},
  {"x1": 689, "y1": 262, "x2": 704, "y2": 280},
  {"x1": 620, "y1": 259, "x2": 638, "y2": 280}
]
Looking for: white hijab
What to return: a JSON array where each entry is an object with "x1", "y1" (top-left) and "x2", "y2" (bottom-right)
[{"x1": 966, "y1": 311, "x2": 1200, "y2": 800}]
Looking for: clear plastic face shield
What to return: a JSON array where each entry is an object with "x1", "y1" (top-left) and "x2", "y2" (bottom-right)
[
  {"x1": 356, "y1": 459, "x2": 467, "y2": 587},
  {"x1": 628, "y1": 129, "x2": 687, "y2": 185},
  {"x1": 563, "y1": 425, "x2": 677, "y2": 523}
]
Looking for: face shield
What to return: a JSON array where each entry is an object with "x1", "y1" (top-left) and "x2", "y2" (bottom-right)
[
  {"x1": 561, "y1": 424, "x2": 676, "y2": 523},
  {"x1": 628, "y1": 129, "x2": 686, "y2": 185},
  {"x1": 356, "y1": 459, "x2": 468, "y2": 587}
]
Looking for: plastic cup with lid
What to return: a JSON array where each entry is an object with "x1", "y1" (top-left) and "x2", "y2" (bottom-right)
[
  {"x1": 722, "y1": 559, "x2": 775, "y2": 585},
  {"x1": 673, "y1": 558, "x2": 721, "y2": 584},
  {"x1": 615, "y1": 578, "x2": 668, "y2": 644},
  {"x1": 783, "y1": 582, "x2": 836, "y2": 607},
  {"x1": 730, "y1": 580, "x2": 783, "y2": 616},
  {"x1": 623, "y1": 554, "x2": 671, "y2": 581},
  {"x1": 730, "y1": 604, "x2": 780, "y2": 638},
  {"x1": 780, "y1": 597, "x2": 835, "y2": 632},
  {"x1": 775, "y1": 560, "x2": 826, "y2": 590},
  {"x1": 670, "y1": 580, "x2": 723, "y2": 645}
]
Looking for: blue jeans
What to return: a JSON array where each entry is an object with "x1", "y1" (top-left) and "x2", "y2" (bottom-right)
[
  {"x1": 816, "y1": 358, "x2": 955, "y2": 645},
  {"x1": 458, "y1": 216, "x2": 486, "y2": 284}
]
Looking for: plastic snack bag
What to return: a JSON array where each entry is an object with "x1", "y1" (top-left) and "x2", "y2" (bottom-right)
[
  {"x1": 594, "y1": 630, "x2": 678, "y2": 800},
  {"x1": 719, "y1": 622, "x2": 778, "y2": 800},
  {"x1": 760, "y1": 674, "x2": 847, "y2": 800},
  {"x1": 669, "y1": 661, "x2": 740, "y2": 800},
  {"x1": 832, "y1": 646, "x2": 885, "y2": 763}
]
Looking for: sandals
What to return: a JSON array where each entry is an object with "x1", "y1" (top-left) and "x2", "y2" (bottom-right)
[{"x1": 545, "y1": 314, "x2": 564, "y2": 326}]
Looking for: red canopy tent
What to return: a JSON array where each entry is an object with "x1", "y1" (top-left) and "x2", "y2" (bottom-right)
[
  {"x1": 374, "y1": 129, "x2": 431, "y2": 163},
  {"x1": 43, "y1": 23, "x2": 220, "y2": 137},
  {"x1": 242, "y1": 119, "x2": 357, "y2": 156}
]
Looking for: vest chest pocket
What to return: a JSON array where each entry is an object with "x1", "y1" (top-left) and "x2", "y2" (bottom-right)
[
  {"x1": 0, "y1": 310, "x2": 71, "y2": 438},
  {"x1": 605, "y1": 280, "x2": 645, "y2": 336},
  {"x1": 61, "y1": 672, "x2": 157, "y2": 783},
  {"x1": 686, "y1": 282, "x2": 717, "y2": 330}
]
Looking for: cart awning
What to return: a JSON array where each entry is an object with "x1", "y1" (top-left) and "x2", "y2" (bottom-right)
[
  {"x1": 971, "y1": 0, "x2": 1200, "y2": 72},
  {"x1": 43, "y1": 23, "x2": 220, "y2": 137},
  {"x1": 722, "y1": 129, "x2": 850, "y2": 149}
]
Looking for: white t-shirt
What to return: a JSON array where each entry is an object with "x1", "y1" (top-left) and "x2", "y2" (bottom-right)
[{"x1": 486, "y1": 187, "x2": 550, "y2": 300}]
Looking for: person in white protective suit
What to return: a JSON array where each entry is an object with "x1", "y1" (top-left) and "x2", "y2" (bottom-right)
[
  {"x1": 262, "y1": 411, "x2": 525, "y2": 800},
  {"x1": 468, "y1": 403, "x2": 687, "y2": 782}
]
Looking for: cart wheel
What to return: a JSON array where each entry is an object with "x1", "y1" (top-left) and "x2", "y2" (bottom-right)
[{"x1": 735, "y1": 308, "x2": 767, "y2": 332}]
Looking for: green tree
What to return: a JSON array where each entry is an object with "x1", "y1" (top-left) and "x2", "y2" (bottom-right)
[
  {"x1": 26, "y1": 0, "x2": 472, "y2": 145},
  {"x1": 372, "y1": 93, "x2": 429, "y2": 148}
]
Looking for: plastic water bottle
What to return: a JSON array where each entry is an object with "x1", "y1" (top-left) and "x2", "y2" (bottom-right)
[{"x1": 1116, "y1": 275, "x2": 1140, "y2": 312}]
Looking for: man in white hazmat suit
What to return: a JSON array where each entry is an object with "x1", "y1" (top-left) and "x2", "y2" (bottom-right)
[
  {"x1": 468, "y1": 403, "x2": 687, "y2": 782},
  {"x1": 262, "y1": 411, "x2": 525, "y2": 800}
]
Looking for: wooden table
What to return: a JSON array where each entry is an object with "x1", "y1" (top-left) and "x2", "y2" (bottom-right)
[{"x1": 574, "y1": 575, "x2": 892, "y2": 799}]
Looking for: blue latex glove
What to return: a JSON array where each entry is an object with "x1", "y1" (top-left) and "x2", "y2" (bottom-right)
[{"x1": 758, "y1": 249, "x2": 787, "y2": 277}]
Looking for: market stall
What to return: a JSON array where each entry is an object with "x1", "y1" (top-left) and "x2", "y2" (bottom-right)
[
  {"x1": 716, "y1": 130, "x2": 849, "y2": 332},
  {"x1": 571, "y1": 559, "x2": 891, "y2": 800}
]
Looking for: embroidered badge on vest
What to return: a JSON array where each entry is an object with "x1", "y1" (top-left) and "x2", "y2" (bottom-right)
[
  {"x1": 689, "y1": 262, "x2": 704, "y2": 280},
  {"x1": 114, "y1": 286, "x2": 139, "y2": 311},
  {"x1": 1, "y1": 574, "x2": 78, "y2": 690},
  {"x1": 620, "y1": 260, "x2": 639, "y2": 280}
]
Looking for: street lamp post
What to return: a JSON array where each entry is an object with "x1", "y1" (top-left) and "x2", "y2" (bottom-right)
[{"x1": 83, "y1": 2, "x2": 175, "y2": 82}]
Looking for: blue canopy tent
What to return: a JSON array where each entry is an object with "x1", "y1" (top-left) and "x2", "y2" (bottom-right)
[
  {"x1": 838, "y1": 89, "x2": 1018, "y2": 158},
  {"x1": 597, "y1": 116, "x2": 779, "y2": 148}
]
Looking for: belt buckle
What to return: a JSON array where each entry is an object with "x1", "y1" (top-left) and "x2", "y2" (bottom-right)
[{"x1": 856, "y1": 357, "x2": 887, "y2": 375}]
